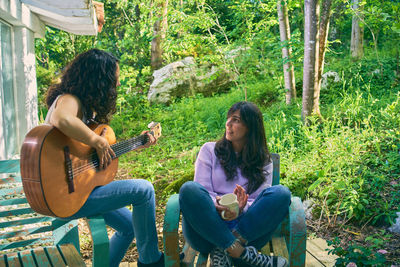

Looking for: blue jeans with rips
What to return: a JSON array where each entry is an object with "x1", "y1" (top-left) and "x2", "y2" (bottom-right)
[
  {"x1": 179, "y1": 181, "x2": 291, "y2": 254},
  {"x1": 63, "y1": 179, "x2": 162, "y2": 267}
]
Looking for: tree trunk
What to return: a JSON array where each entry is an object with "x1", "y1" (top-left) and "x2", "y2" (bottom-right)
[
  {"x1": 313, "y1": 0, "x2": 333, "y2": 116},
  {"x1": 178, "y1": 0, "x2": 183, "y2": 38},
  {"x1": 277, "y1": 0, "x2": 296, "y2": 104},
  {"x1": 151, "y1": 20, "x2": 162, "y2": 70},
  {"x1": 302, "y1": 0, "x2": 320, "y2": 122},
  {"x1": 151, "y1": 0, "x2": 169, "y2": 70},
  {"x1": 350, "y1": 0, "x2": 364, "y2": 60},
  {"x1": 161, "y1": 0, "x2": 168, "y2": 40}
]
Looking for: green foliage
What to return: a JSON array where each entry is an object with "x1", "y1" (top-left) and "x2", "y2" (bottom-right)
[
  {"x1": 36, "y1": 62, "x2": 58, "y2": 121},
  {"x1": 322, "y1": 56, "x2": 399, "y2": 103},
  {"x1": 227, "y1": 0, "x2": 277, "y2": 42},
  {"x1": 97, "y1": 1, "x2": 154, "y2": 89},
  {"x1": 328, "y1": 235, "x2": 389, "y2": 266},
  {"x1": 165, "y1": 2, "x2": 221, "y2": 62},
  {"x1": 35, "y1": 27, "x2": 96, "y2": 70},
  {"x1": 247, "y1": 80, "x2": 281, "y2": 106},
  {"x1": 277, "y1": 54, "x2": 400, "y2": 226}
]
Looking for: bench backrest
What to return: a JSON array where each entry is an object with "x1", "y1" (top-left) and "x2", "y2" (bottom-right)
[
  {"x1": 271, "y1": 153, "x2": 280, "y2": 186},
  {"x1": 0, "y1": 159, "x2": 80, "y2": 253}
]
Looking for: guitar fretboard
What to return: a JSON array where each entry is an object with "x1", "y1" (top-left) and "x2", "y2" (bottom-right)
[
  {"x1": 111, "y1": 134, "x2": 148, "y2": 158},
  {"x1": 88, "y1": 134, "x2": 149, "y2": 168}
]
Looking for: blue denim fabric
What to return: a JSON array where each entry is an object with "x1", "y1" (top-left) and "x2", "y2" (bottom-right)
[
  {"x1": 63, "y1": 179, "x2": 162, "y2": 267},
  {"x1": 179, "y1": 181, "x2": 291, "y2": 254}
]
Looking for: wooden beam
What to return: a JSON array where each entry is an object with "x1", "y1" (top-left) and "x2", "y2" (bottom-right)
[
  {"x1": 58, "y1": 244, "x2": 86, "y2": 267},
  {"x1": 20, "y1": 0, "x2": 98, "y2": 36},
  {"x1": 306, "y1": 238, "x2": 337, "y2": 266},
  {"x1": 21, "y1": 0, "x2": 91, "y2": 17},
  {"x1": 28, "y1": 0, "x2": 89, "y2": 9},
  {"x1": 271, "y1": 236, "x2": 290, "y2": 260}
]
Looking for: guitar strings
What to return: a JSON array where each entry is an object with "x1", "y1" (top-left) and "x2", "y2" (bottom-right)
[
  {"x1": 71, "y1": 135, "x2": 148, "y2": 176},
  {"x1": 72, "y1": 138, "x2": 144, "y2": 175},
  {"x1": 73, "y1": 136, "x2": 146, "y2": 174}
]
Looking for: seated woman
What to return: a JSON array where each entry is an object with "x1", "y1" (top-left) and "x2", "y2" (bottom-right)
[
  {"x1": 45, "y1": 49, "x2": 163, "y2": 267},
  {"x1": 179, "y1": 101, "x2": 291, "y2": 267}
]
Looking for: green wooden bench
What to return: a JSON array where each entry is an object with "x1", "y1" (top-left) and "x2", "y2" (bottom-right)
[
  {"x1": 163, "y1": 153, "x2": 307, "y2": 267},
  {"x1": 0, "y1": 159, "x2": 110, "y2": 267}
]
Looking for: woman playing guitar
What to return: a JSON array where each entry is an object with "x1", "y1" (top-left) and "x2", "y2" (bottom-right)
[{"x1": 43, "y1": 49, "x2": 164, "y2": 267}]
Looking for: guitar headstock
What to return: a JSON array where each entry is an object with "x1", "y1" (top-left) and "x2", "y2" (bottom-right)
[{"x1": 148, "y1": 122, "x2": 162, "y2": 139}]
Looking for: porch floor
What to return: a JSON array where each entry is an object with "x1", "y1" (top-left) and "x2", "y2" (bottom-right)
[{"x1": 305, "y1": 237, "x2": 338, "y2": 266}]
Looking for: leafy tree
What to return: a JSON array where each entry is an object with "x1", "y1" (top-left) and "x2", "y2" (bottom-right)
[
  {"x1": 151, "y1": 0, "x2": 169, "y2": 70},
  {"x1": 277, "y1": 0, "x2": 296, "y2": 104},
  {"x1": 302, "y1": 0, "x2": 333, "y2": 122},
  {"x1": 350, "y1": 0, "x2": 364, "y2": 60},
  {"x1": 302, "y1": 0, "x2": 319, "y2": 122}
]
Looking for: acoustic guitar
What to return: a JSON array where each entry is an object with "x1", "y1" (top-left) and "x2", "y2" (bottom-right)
[{"x1": 20, "y1": 122, "x2": 161, "y2": 218}]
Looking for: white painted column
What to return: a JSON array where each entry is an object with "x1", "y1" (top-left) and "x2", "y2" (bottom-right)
[{"x1": 13, "y1": 26, "x2": 38, "y2": 153}]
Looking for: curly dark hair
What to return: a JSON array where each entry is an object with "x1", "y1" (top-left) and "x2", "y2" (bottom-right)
[
  {"x1": 215, "y1": 101, "x2": 271, "y2": 194},
  {"x1": 46, "y1": 48, "x2": 119, "y2": 124}
]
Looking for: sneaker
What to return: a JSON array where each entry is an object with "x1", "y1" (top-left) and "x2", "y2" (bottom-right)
[
  {"x1": 138, "y1": 253, "x2": 164, "y2": 267},
  {"x1": 239, "y1": 246, "x2": 288, "y2": 267},
  {"x1": 210, "y1": 247, "x2": 233, "y2": 267}
]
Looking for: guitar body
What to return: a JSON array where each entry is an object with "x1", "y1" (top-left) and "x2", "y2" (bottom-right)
[{"x1": 21, "y1": 124, "x2": 118, "y2": 218}]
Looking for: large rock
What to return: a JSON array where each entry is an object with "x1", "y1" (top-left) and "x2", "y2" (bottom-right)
[
  {"x1": 389, "y1": 212, "x2": 400, "y2": 234},
  {"x1": 321, "y1": 71, "x2": 340, "y2": 90},
  {"x1": 147, "y1": 57, "x2": 236, "y2": 104}
]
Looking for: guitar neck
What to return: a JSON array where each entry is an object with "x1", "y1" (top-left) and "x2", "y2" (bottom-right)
[{"x1": 110, "y1": 134, "x2": 148, "y2": 158}]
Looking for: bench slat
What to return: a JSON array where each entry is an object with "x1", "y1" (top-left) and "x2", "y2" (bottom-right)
[
  {"x1": 261, "y1": 241, "x2": 272, "y2": 255},
  {"x1": 45, "y1": 246, "x2": 67, "y2": 266},
  {"x1": 0, "y1": 216, "x2": 54, "y2": 228},
  {"x1": 271, "y1": 236, "x2": 289, "y2": 260},
  {"x1": 0, "y1": 175, "x2": 22, "y2": 184},
  {"x1": 58, "y1": 244, "x2": 86, "y2": 267},
  {"x1": 0, "y1": 224, "x2": 54, "y2": 240},
  {"x1": 18, "y1": 250, "x2": 37, "y2": 267},
  {"x1": 0, "y1": 160, "x2": 20, "y2": 173},
  {"x1": 0, "y1": 197, "x2": 28, "y2": 206},
  {"x1": 6, "y1": 253, "x2": 22, "y2": 267},
  {"x1": 0, "y1": 237, "x2": 52, "y2": 251},
  {"x1": 32, "y1": 247, "x2": 52, "y2": 267},
  {"x1": 0, "y1": 187, "x2": 24, "y2": 197},
  {"x1": 0, "y1": 207, "x2": 34, "y2": 217}
]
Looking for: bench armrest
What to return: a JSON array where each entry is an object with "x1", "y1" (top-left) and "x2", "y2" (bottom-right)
[
  {"x1": 284, "y1": 196, "x2": 306, "y2": 267},
  {"x1": 86, "y1": 215, "x2": 110, "y2": 267},
  {"x1": 163, "y1": 194, "x2": 181, "y2": 267}
]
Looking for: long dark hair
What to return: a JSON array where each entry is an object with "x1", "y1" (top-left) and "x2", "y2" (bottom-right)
[
  {"x1": 46, "y1": 48, "x2": 119, "y2": 124},
  {"x1": 215, "y1": 101, "x2": 271, "y2": 194}
]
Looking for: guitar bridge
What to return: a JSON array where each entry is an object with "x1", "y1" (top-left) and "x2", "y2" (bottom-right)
[{"x1": 63, "y1": 146, "x2": 75, "y2": 193}]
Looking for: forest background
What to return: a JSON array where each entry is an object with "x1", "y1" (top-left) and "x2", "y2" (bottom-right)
[{"x1": 35, "y1": 0, "x2": 400, "y2": 265}]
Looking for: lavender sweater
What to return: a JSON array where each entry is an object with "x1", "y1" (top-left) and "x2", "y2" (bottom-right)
[{"x1": 194, "y1": 142, "x2": 273, "y2": 212}]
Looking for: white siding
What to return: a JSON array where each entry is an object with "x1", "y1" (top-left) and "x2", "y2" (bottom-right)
[
  {"x1": 0, "y1": 0, "x2": 40, "y2": 159},
  {"x1": 0, "y1": 20, "x2": 19, "y2": 159}
]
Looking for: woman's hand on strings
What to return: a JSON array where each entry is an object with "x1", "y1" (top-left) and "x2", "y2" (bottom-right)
[{"x1": 94, "y1": 128, "x2": 116, "y2": 170}]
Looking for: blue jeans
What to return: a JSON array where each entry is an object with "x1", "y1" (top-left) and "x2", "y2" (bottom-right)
[
  {"x1": 63, "y1": 179, "x2": 162, "y2": 267},
  {"x1": 179, "y1": 181, "x2": 291, "y2": 254}
]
